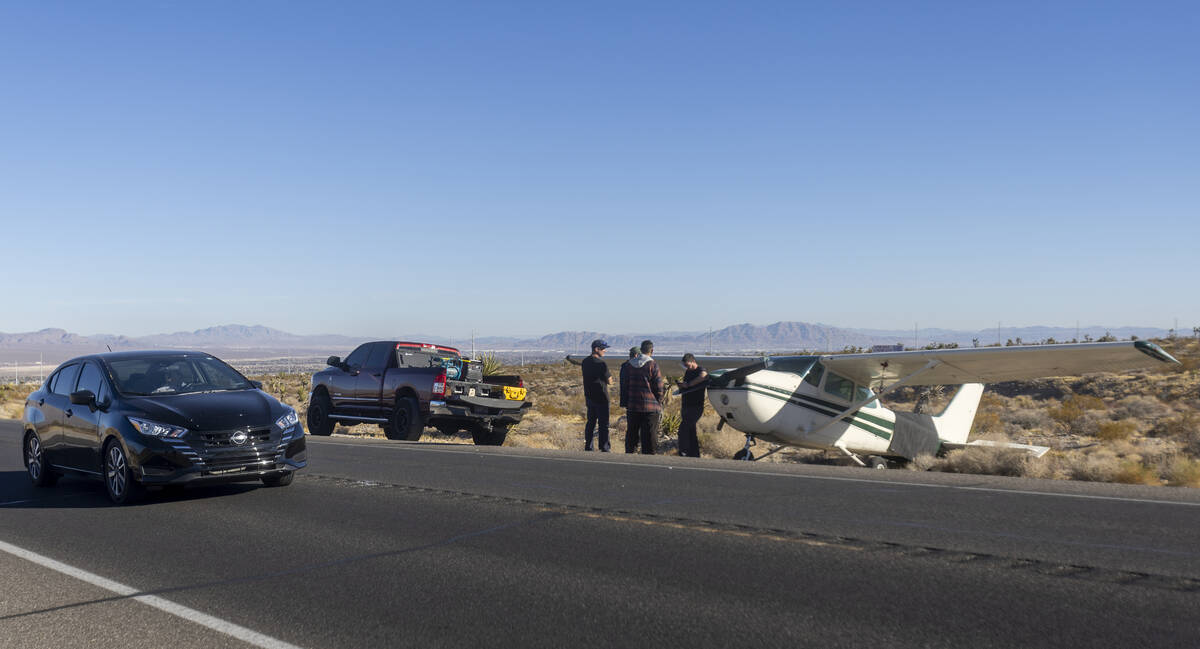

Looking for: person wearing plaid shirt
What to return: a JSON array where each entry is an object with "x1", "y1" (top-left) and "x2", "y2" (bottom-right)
[{"x1": 624, "y1": 340, "x2": 664, "y2": 454}]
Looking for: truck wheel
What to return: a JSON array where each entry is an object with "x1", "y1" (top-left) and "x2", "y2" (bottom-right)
[
  {"x1": 387, "y1": 396, "x2": 423, "y2": 441},
  {"x1": 307, "y1": 393, "x2": 335, "y2": 436},
  {"x1": 470, "y1": 424, "x2": 507, "y2": 446},
  {"x1": 489, "y1": 424, "x2": 509, "y2": 446}
]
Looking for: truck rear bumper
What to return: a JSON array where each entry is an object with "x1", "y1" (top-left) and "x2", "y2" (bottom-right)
[{"x1": 428, "y1": 396, "x2": 530, "y2": 427}]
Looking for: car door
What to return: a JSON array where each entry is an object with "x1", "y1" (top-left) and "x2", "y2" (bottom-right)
[
  {"x1": 40, "y1": 363, "x2": 81, "y2": 468},
  {"x1": 354, "y1": 343, "x2": 392, "y2": 416},
  {"x1": 60, "y1": 361, "x2": 108, "y2": 473},
  {"x1": 328, "y1": 344, "x2": 371, "y2": 412}
]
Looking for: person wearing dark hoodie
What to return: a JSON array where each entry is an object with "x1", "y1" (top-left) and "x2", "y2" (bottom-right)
[
  {"x1": 580, "y1": 339, "x2": 612, "y2": 451},
  {"x1": 625, "y1": 340, "x2": 665, "y2": 454}
]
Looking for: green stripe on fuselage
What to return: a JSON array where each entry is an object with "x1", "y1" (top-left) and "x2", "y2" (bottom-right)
[{"x1": 730, "y1": 383, "x2": 894, "y2": 440}]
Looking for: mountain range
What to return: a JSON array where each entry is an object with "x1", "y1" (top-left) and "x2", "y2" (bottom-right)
[{"x1": 0, "y1": 322, "x2": 1175, "y2": 365}]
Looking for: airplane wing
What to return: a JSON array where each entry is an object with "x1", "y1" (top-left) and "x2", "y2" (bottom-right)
[
  {"x1": 814, "y1": 341, "x2": 1178, "y2": 387},
  {"x1": 565, "y1": 354, "x2": 762, "y2": 372}
]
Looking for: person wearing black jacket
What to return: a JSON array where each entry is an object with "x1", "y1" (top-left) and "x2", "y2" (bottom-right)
[
  {"x1": 580, "y1": 339, "x2": 612, "y2": 451},
  {"x1": 675, "y1": 353, "x2": 708, "y2": 457}
]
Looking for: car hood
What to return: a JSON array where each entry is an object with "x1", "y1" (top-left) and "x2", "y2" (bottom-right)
[{"x1": 124, "y1": 389, "x2": 283, "y2": 432}]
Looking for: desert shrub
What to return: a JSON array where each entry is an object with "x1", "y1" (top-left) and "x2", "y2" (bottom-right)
[
  {"x1": 660, "y1": 411, "x2": 681, "y2": 436},
  {"x1": 1155, "y1": 411, "x2": 1200, "y2": 455},
  {"x1": 908, "y1": 454, "x2": 939, "y2": 471},
  {"x1": 509, "y1": 414, "x2": 579, "y2": 450},
  {"x1": 970, "y1": 410, "x2": 1002, "y2": 435},
  {"x1": 1047, "y1": 395, "x2": 1107, "y2": 434},
  {"x1": 1003, "y1": 407, "x2": 1053, "y2": 432},
  {"x1": 1165, "y1": 456, "x2": 1200, "y2": 487},
  {"x1": 1112, "y1": 460, "x2": 1160, "y2": 485},
  {"x1": 933, "y1": 447, "x2": 1030, "y2": 477},
  {"x1": 1112, "y1": 395, "x2": 1171, "y2": 422},
  {"x1": 1066, "y1": 452, "x2": 1120, "y2": 482},
  {"x1": 1096, "y1": 419, "x2": 1138, "y2": 442}
]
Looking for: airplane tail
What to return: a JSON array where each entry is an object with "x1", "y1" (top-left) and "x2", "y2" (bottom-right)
[{"x1": 931, "y1": 383, "x2": 984, "y2": 445}]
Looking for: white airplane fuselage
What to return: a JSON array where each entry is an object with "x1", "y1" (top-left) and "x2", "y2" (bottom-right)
[{"x1": 707, "y1": 368, "x2": 897, "y2": 456}]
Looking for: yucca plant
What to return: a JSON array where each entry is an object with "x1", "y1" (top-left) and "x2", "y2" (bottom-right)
[
  {"x1": 480, "y1": 352, "x2": 504, "y2": 376},
  {"x1": 660, "y1": 411, "x2": 681, "y2": 436}
]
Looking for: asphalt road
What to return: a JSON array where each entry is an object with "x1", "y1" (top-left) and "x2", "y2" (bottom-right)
[{"x1": 2, "y1": 418, "x2": 1199, "y2": 648}]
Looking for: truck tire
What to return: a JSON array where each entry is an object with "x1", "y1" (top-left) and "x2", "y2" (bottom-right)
[
  {"x1": 489, "y1": 424, "x2": 509, "y2": 446},
  {"x1": 307, "y1": 393, "x2": 335, "y2": 436},
  {"x1": 387, "y1": 396, "x2": 423, "y2": 441},
  {"x1": 470, "y1": 423, "x2": 508, "y2": 446}
]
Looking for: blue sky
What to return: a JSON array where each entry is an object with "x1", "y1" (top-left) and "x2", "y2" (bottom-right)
[{"x1": 1, "y1": 1, "x2": 1196, "y2": 338}]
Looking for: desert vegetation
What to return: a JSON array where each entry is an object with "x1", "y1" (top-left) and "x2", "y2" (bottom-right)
[{"x1": 2, "y1": 338, "x2": 1197, "y2": 486}]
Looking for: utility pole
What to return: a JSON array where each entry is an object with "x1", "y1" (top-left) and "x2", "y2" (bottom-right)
[{"x1": 997, "y1": 321, "x2": 1001, "y2": 346}]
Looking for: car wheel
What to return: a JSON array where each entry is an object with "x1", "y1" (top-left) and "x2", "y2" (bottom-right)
[
  {"x1": 386, "y1": 396, "x2": 423, "y2": 441},
  {"x1": 104, "y1": 440, "x2": 143, "y2": 505},
  {"x1": 24, "y1": 432, "x2": 58, "y2": 487},
  {"x1": 262, "y1": 471, "x2": 294, "y2": 487},
  {"x1": 307, "y1": 393, "x2": 335, "y2": 436}
]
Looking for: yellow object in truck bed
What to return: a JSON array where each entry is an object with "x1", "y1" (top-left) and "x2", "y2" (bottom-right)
[{"x1": 502, "y1": 386, "x2": 527, "y2": 401}]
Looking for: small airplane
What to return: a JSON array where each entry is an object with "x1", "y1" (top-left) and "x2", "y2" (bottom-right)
[{"x1": 568, "y1": 341, "x2": 1179, "y2": 467}]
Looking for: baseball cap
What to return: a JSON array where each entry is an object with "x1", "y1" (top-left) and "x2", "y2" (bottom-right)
[{"x1": 591, "y1": 339, "x2": 610, "y2": 350}]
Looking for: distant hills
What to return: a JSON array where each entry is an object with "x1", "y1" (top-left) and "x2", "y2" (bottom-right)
[{"x1": 0, "y1": 321, "x2": 1175, "y2": 365}]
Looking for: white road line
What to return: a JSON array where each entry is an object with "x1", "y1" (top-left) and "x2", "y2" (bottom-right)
[
  {"x1": 0, "y1": 539, "x2": 305, "y2": 649},
  {"x1": 308, "y1": 438, "x2": 1200, "y2": 508}
]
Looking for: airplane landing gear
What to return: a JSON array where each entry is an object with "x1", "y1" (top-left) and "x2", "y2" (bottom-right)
[
  {"x1": 866, "y1": 455, "x2": 889, "y2": 470},
  {"x1": 733, "y1": 435, "x2": 757, "y2": 461}
]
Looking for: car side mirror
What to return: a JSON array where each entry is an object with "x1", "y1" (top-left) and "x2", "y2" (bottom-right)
[
  {"x1": 327, "y1": 356, "x2": 342, "y2": 368},
  {"x1": 250, "y1": 380, "x2": 263, "y2": 389},
  {"x1": 70, "y1": 390, "x2": 96, "y2": 408}
]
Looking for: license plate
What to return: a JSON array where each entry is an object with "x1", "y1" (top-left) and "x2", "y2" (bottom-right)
[{"x1": 502, "y1": 386, "x2": 526, "y2": 401}]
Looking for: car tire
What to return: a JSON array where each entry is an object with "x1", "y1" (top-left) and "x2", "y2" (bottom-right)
[
  {"x1": 386, "y1": 396, "x2": 423, "y2": 441},
  {"x1": 24, "y1": 431, "x2": 58, "y2": 487},
  {"x1": 262, "y1": 471, "x2": 294, "y2": 487},
  {"x1": 307, "y1": 392, "x2": 335, "y2": 436},
  {"x1": 103, "y1": 440, "x2": 143, "y2": 505}
]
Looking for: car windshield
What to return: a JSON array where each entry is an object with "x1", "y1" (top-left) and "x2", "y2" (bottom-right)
[{"x1": 107, "y1": 355, "x2": 253, "y2": 396}]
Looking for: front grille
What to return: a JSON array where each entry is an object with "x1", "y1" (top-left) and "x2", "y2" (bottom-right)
[
  {"x1": 201, "y1": 428, "x2": 272, "y2": 448},
  {"x1": 165, "y1": 425, "x2": 294, "y2": 473}
]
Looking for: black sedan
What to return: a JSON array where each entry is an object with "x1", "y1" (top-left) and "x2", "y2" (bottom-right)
[{"x1": 20, "y1": 350, "x2": 306, "y2": 504}]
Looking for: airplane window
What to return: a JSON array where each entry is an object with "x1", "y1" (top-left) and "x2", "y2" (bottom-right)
[
  {"x1": 855, "y1": 385, "x2": 879, "y2": 408},
  {"x1": 803, "y1": 363, "x2": 824, "y2": 388},
  {"x1": 823, "y1": 373, "x2": 855, "y2": 402}
]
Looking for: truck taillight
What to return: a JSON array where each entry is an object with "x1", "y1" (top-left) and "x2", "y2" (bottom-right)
[
  {"x1": 517, "y1": 379, "x2": 524, "y2": 388},
  {"x1": 433, "y1": 370, "x2": 448, "y2": 397}
]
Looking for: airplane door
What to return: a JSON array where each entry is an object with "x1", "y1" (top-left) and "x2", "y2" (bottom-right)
[{"x1": 60, "y1": 361, "x2": 107, "y2": 473}]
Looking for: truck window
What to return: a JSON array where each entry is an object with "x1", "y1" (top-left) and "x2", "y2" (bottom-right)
[
  {"x1": 364, "y1": 343, "x2": 391, "y2": 370},
  {"x1": 343, "y1": 344, "x2": 371, "y2": 369}
]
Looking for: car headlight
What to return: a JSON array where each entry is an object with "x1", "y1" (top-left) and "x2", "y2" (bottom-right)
[
  {"x1": 128, "y1": 416, "x2": 188, "y2": 439},
  {"x1": 275, "y1": 409, "x2": 299, "y2": 430}
]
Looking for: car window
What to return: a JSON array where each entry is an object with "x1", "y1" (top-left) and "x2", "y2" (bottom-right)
[
  {"x1": 364, "y1": 343, "x2": 391, "y2": 370},
  {"x1": 50, "y1": 364, "x2": 81, "y2": 396},
  {"x1": 76, "y1": 362, "x2": 106, "y2": 396},
  {"x1": 344, "y1": 344, "x2": 370, "y2": 368},
  {"x1": 823, "y1": 372, "x2": 855, "y2": 402},
  {"x1": 108, "y1": 355, "x2": 252, "y2": 396}
]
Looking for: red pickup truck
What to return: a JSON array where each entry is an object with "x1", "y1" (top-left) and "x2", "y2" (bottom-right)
[{"x1": 306, "y1": 341, "x2": 530, "y2": 445}]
